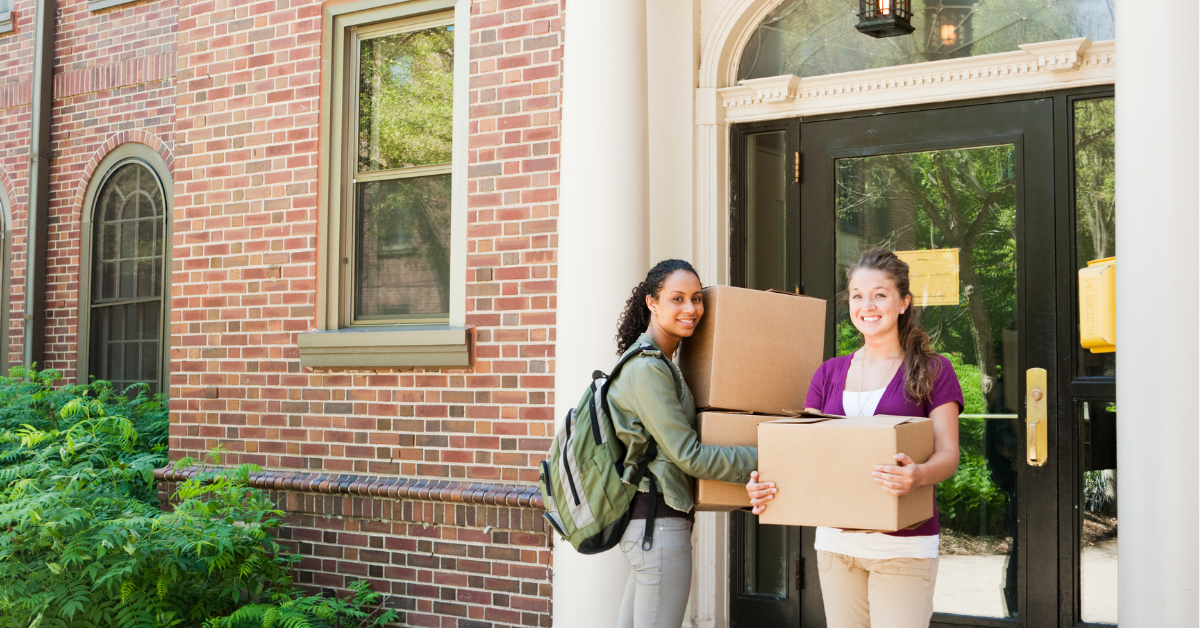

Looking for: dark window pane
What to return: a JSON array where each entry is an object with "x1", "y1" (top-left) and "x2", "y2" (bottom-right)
[
  {"x1": 354, "y1": 174, "x2": 452, "y2": 321},
  {"x1": 744, "y1": 131, "x2": 788, "y2": 292},
  {"x1": 358, "y1": 24, "x2": 455, "y2": 172},
  {"x1": 739, "y1": 0, "x2": 1115, "y2": 80},
  {"x1": 90, "y1": 162, "x2": 165, "y2": 394},
  {"x1": 738, "y1": 511, "x2": 787, "y2": 596}
]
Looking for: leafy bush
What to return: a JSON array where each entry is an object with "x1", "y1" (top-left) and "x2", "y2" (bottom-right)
[
  {"x1": 937, "y1": 354, "x2": 1012, "y2": 536},
  {"x1": 0, "y1": 369, "x2": 397, "y2": 628}
]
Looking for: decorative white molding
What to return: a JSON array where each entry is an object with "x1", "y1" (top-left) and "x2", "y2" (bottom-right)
[
  {"x1": 719, "y1": 38, "x2": 1115, "y2": 123},
  {"x1": 1019, "y1": 36, "x2": 1093, "y2": 75},
  {"x1": 699, "y1": 0, "x2": 785, "y2": 90},
  {"x1": 727, "y1": 74, "x2": 803, "y2": 106}
]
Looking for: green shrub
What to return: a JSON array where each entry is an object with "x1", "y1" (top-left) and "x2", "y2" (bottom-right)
[
  {"x1": 0, "y1": 370, "x2": 397, "y2": 628},
  {"x1": 937, "y1": 354, "x2": 1011, "y2": 536}
]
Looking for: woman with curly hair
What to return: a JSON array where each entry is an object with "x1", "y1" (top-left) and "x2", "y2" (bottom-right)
[
  {"x1": 605, "y1": 259, "x2": 758, "y2": 628},
  {"x1": 746, "y1": 247, "x2": 963, "y2": 628}
]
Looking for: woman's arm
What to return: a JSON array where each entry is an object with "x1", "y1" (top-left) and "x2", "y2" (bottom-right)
[
  {"x1": 616, "y1": 357, "x2": 757, "y2": 484},
  {"x1": 872, "y1": 400, "x2": 960, "y2": 496}
]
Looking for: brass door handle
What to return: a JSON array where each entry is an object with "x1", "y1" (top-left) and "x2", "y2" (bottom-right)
[{"x1": 1026, "y1": 367, "x2": 1048, "y2": 466}]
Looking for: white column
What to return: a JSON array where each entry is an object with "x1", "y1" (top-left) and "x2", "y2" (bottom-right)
[
  {"x1": 555, "y1": 1, "x2": 649, "y2": 626},
  {"x1": 1115, "y1": 1, "x2": 1199, "y2": 626}
]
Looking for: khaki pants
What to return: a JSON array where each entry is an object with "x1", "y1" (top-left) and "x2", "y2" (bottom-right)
[{"x1": 817, "y1": 550, "x2": 939, "y2": 628}]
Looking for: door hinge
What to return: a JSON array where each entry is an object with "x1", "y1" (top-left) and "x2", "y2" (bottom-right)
[
  {"x1": 794, "y1": 151, "x2": 801, "y2": 183},
  {"x1": 797, "y1": 556, "x2": 805, "y2": 590}
]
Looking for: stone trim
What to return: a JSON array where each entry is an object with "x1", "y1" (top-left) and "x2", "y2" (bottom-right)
[
  {"x1": 718, "y1": 38, "x2": 1115, "y2": 122},
  {"x1": 155, "y1": 466, "x2": 545, "y2": 510},
  {"x1": 297, "y1": 325, "x2": 475, "y2": 369}
]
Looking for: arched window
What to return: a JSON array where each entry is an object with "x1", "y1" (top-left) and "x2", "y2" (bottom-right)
[
  {"x1": 87, "y1": 160, "x2": 167, "y2": 394},
  {"x1": 737, "y1": 0, "x2": 1117, "y2": 81}
]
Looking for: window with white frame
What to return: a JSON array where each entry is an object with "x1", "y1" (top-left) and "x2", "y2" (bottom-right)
[{"x1": 347, "y1": 13, "x2": 455, "y2": 325}]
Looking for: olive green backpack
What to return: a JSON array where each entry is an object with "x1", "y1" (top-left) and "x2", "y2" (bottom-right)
[{"x1": 537, "y1": 343, "x2": 668, "y2": 554}]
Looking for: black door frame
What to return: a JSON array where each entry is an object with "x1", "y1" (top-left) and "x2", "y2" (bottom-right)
[{"x1": 728, "y1": 86, "x2": 1116, "y2": 628}]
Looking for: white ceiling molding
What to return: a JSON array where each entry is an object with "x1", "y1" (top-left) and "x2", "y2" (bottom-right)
[{"x1": 719, "y1": 38, "x2": 1115, "y2": 123}]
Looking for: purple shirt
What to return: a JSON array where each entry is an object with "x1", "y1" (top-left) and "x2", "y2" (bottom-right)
[{"x1": 804, "y1": 354, "x2": 965, "y2": 537}]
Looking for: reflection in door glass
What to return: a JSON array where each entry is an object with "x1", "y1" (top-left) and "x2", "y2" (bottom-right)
[
  {"x1": 739, "y1": 511, "x2": 788, "y2": 596},
  {"x1": 1074, "y1": 98, "x2": 1116, "y2": 377},
  {"x1": 744, "y1": 131, "x2": 789, "y2": 292},
  {"x1": 1079, "y1": 400, "x2": 1117, "y2": 624},
  {"x1": 834, "y1": 145, "x2": 1019, "y2": 619}
]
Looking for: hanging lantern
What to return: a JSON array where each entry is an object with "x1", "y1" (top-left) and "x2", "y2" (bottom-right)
[{"x1": 856, "y1": 0, "x2": 915, "y2": 38}]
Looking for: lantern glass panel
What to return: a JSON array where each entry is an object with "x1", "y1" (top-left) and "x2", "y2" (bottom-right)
[{"x1": 740, "y1": 0, "x2": 1115, "y2": 80}]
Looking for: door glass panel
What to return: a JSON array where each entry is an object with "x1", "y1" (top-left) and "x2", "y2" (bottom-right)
[
  {"x1": 744, "y1": 131, "x2": 789, "y2": 292},
  {"x1": 1080, "y1": 400, "x2": 1117, "y2": 624},
  {"x1": 739, "y1": 0, "x2": 1116, "y2": 80},
  {"x1": 739, "y1": 511, "x2": 788, "y2": 596},
  {"x1": 1074, "y1": 98, "x2": 1116, "y2": 377},
  {"x1": 834, "y1": 145, "x2": 1019, "y2": 619}
]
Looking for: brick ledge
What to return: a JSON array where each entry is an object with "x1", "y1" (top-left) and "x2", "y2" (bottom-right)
[{"x1": 154, "y1": 466, "x2": 545, "y2": 510}]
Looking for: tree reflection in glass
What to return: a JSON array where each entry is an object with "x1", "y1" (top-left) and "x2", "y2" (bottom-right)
[
  {"x1": 354, "y1": 23, "x2": 454, "y2": 322},
  {"x1": 835, "y1": 145, "x2": 1020, "y2": 618},
  {"x1": 739, "y1": 0, "x2": 1115, "y2": 80}
]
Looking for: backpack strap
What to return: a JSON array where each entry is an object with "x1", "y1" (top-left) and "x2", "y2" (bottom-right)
[
  {"x1": 590, "y1": 343, "x2": 671, "y2": 444},
  {"x1": 641, "y1": 474, "x2": 659, "y2": 551}
]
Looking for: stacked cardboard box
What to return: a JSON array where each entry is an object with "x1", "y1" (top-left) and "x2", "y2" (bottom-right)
[
  {"x1": 680, "y1": 286, "x2": 935, "y2": 531},
  {"x1": 680, "y1": 286, "x2": 825, "y2": 511}
]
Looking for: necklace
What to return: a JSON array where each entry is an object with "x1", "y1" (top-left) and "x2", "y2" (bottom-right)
[{"x1": 850, "y1": 350, "x2": 900, "y2": 417}]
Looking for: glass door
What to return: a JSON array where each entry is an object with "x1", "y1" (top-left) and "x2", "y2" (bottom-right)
[
  {"x1": 729, "y1": 90, "x2": 1116, "y2": 628},
  {"x1": 800, "y1": 97, "x2": 1058, "y2": 628}
]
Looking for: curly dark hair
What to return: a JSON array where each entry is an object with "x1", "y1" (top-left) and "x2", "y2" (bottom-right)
[
  {"x1": 615, "y1": 259, "x2": 700, "y2": 355},
  {"x1": 844, "y1": 246, "x2": 941, "y2": 403}
]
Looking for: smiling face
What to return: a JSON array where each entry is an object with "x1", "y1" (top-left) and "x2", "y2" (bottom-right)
[
  {"x1": 847, "y1": 268, "x2": 911, "y2": 340},
  {"x1": 646, "y1": 269, "x2": 704, "y2": 339}
]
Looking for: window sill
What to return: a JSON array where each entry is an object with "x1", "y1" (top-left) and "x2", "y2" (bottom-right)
[
  {"x1": 0, "y1": 13, "x2": 12, "y2": 35},
  {"x1": 88, "y1": 0, "x2": 139, "y2": 10},
  {"x1": 297, "y1": 325, "x2": 473, "y2": 369}
]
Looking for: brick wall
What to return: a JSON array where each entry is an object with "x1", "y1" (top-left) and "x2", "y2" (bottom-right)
[
  {"x1": 0, "y1": 0, "x2": 562, "y2": 624},
  {"x1": 166, "y1": 0, "x2": 563, "y2": 625},
  {"x1": 0, "y1": 0, "x2": 178, "y2": 374},
  {"x1": 0, "y1": 0, "x2": 36, "y2": 368}
]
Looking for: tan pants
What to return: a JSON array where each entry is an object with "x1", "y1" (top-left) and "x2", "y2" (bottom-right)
[{"x1": 817, "y1": 550, "x2": 939, "y2": 628}]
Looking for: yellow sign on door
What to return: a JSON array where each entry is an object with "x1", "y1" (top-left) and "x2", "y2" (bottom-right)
[{"x1": 894, "y1": 249, "x2": 960, "y2": 307}]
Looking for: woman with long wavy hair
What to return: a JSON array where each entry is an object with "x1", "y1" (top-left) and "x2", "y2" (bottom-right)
[
  {"x1": 746, "y1": 247, "x2": 963, "y2": 628},
  {"x1": 606, "y1": 259, "x2": 758, "y2": 628}
]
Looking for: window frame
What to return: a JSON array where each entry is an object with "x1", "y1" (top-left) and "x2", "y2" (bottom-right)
[
  {"x1": 0, "y1": 7, "x2": 11, "y2": 35},
  {"x1": 78, "y1": 144, "x2": 173, "y2": 393},
  {"x1": 303, "y1": 0, "x2": 471, "y2": 369}
]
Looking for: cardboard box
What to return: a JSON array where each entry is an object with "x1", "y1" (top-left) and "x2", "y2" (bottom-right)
[
  {"x1": 680, "y1": 286, "x2": 826, "y2": 415},
  {"x1": 757, "y1": 413, "x2": 935, "y2": 531},
  {"x1": 694, "y1": 411, "x2": 786, "y2": 511}
]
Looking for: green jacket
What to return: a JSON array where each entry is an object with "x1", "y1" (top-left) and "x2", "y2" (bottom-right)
[{"x1": 607, "y1": 333, "x2": 758, "y2": 513}]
